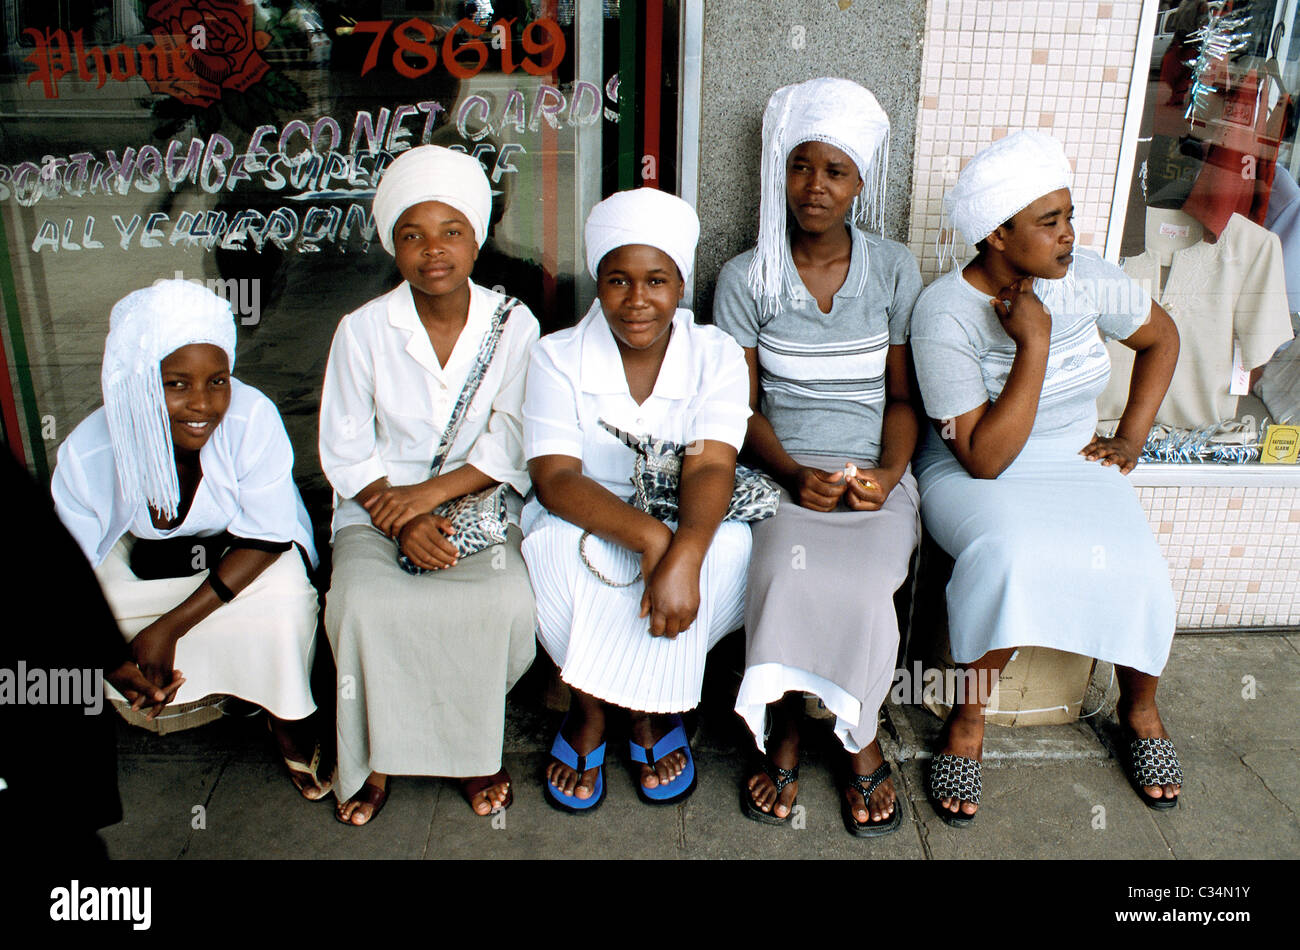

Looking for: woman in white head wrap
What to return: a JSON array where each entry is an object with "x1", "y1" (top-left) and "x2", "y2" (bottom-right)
[
  {"x1": 50, "y1": 278, "x2": 326, "y2": 798},
  {"x1": 910, "y1": 130, "x2": 1183, "y2": 825},
  {"x1": 521, "y1": 188, "x2": 753, "y2": 812},
  {"x1": 713, "y1": 77, "x2": 922, "y2": 837},
  {"x1": 320, "y1": 144, "x2": 539, "y2": 826}
]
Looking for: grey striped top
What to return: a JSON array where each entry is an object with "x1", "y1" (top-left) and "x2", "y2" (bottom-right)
[{"x1": 713, "y1": 227, "x2": 922, "y2": 463}]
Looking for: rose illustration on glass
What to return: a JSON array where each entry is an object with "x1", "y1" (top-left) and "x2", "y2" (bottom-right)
[{"x1": 145, "y1": 0, "x2": 271, "y2": 108}]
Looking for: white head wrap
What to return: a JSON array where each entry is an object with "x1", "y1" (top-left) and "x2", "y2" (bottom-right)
[
  {"x1": 748, "y1": 77, "x2": 891, "y2": 314},
  {"x1": 584, "y1": 188, "x2": 700, "y2": 282},
  {"x1": 372, "y1": 145, "x2": 492, "y2": 254},
  {"x1": 941, "y1": 130, "x2": 1073, "y2": 265},
  {"x1": 100, "y1": 279, "x2": 237, "y2": 520}
]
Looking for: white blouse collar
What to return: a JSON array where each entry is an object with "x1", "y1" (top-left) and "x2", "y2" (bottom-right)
[
  {"x1": 385, "y1": 280, "x2": 491, "y2": 378},
  {"x1": 578, "y1": 300, "x2": 693, "y2": 400}
]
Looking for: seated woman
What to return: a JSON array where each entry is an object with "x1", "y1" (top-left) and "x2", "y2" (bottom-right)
[
  {"x1": 522, "y1": 188, "x2": 752, "y2": 811},
  {"x1": 320, "y1": 145, "x2": 538, "y2": 826},
  {"x1": 714, "y1": 77, "x2": 923, "y2": 836},
  {"x1": 51, "y1": 279, "x2": 327, "y2": 799},
  {"x1": 910, "y1": 130, "x2": 1183, "y2": 825}
]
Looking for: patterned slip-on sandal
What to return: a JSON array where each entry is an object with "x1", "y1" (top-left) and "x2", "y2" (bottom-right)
[
  {"x1": 544, "y1": 722, "x2": 606, "y2": 815},
  {"x1": 928, "y1": 752, "x2": 982, "y2": 828},
  {"x1": 842, "y1": 761, "x2": 903, "y2": 838},
  {"x1": 1126, "y1": 736, "x2": 1183, "y2": 811},
  {"x1": 740, "y1": 756, "x2": 800, "y2": 826},
  {"x1": 629, "y1": 714, "x2": 697, "y2": 806}
]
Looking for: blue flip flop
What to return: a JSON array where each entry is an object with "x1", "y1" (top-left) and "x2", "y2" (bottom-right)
[
  {"x1": 629, "y1": 714, "x2": 697, "y2": 805},
  {"x1": 543, "y1": 721, "x2": 606, "y2": 814}
]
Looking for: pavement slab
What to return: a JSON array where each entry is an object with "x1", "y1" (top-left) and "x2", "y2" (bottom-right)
[
  {"x1": 102, "y1": 756, "x2": 224, "y2": 861},
  {"x1": 903, "y1": 757, "x2": 1176, "y2": 860},
  {"x1": 182, "y1": 763, "x2": 438, "y2": 860}
]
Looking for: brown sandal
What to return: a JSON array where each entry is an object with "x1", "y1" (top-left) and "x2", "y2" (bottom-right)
[
  {"x1": 335, "y1": 780, "x2": 389, "y2": 827},
  {"x1": 460, "y1": 768, "x2": 513, "y2": 814}
]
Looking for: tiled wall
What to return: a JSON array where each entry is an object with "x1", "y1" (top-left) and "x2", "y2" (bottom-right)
[
  {"x1": 1139, "y1": 486, "x2": 1300, "y2": 628},
  {"x1": 909, "y1": 0, "x2": 1143, "y2": 279}
]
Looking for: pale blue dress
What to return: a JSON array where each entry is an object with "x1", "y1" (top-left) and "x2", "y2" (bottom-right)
[{"x1": 910, "y1": 250, "x2": 1176, "y2": 676}]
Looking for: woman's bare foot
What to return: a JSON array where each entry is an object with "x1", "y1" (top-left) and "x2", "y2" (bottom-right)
[
  {"x1": 845, "y1": 739, "x2": 896, "y2": 825},
  {"x1": 268, "y1": 713, "x2": 330, "y2": 800},
  {"x1": 546, "y1": 705, "x2": 605, "y2": 802},
  {"x1": 936, "y1": 707, "x2": 984, "y2": 819},
  {"x1": 461, "y1": 769, "x2": 512, "y2": 815},
  {"x1": 629, "y1": 713, "x2": 686, "y2": 791},
  {"x1": 1119, "y1": 698, "x2": 1181, "y2": 804},
  {"x1": 335, "y1": 771, "x2": 388, "y2": 826},
  {"x1": 746, "y1": 706, "x2": 800, "y2": 819}
]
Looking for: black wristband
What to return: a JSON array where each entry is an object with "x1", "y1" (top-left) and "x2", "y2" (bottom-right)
[{"x1": 207, "y1": 572, "x2": 236, "y2": 603}]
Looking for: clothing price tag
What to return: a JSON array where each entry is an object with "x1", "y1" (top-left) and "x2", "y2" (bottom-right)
[
  {"x1": 1261, "y1": 424, "x2": 1300, "y2": 464},
  {"x1": 1229, "y1": 340, "x2": 1251, "y2": 396}
]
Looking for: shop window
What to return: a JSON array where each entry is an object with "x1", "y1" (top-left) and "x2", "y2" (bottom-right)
[
  {"x1": 1109, "y1": 0, "x2": 1300, "y2": 464},
  {"x1": 0, "y1": 0, "x2": 700, "y2": 522}
]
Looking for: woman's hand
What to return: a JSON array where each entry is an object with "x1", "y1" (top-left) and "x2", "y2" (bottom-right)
[
  {"x1": 397, "y1": 513, "x2": 459, "y2": 571},
  {"x1": 992, "y1": 278, "x2": 1053, "y2": 349},
  {"x1": 363, "y1": 482, "x2": 441, "y2": 538},
  {"x1": 843, "y1": 467, "x2": 898, "y2": 511},
  {"x1": 1081, "y1": 434, "x2": 1141, "y2": 474},
  {"x1": 131, "y1": 618, "x2": 183, "y2": 689},
  {"x1": 107, "y1": 660, "x2": 185, "y2": 718},
  {"x1": 640, "y1": 542, "x2": 703, "y2": 639},
  {"x1": 790, "y1": 466, "x2": 848, "y2": 512}
]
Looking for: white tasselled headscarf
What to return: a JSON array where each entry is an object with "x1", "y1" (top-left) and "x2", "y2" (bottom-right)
[
  {"x1": 749, "y1": 77, "x2": 891, "y2": 315},
  {"x1": 940, "y1": 129, "x2": 1073, "y2": 269},
  {"x1": 101, "y1": 279, "x2": 237, "y2": 520},
  {"x1": 584, "y1": 188, "x2": 700, "y2": 282},
  {"x1": 372, "y1": 145, "x2": 493, "y2": 253}
]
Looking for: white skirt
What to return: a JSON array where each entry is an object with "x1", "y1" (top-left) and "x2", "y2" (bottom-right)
[
  {"x1": 522, "y1": 509, "x2": 750, "y2": 713},
  {"x1": 95, "y1": 538, "x2": 319, "y2": 720}
]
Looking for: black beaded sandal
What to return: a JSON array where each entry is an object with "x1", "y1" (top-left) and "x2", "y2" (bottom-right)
[
  {"x1": 841, "y1": 761, "x2": 903, "y2": 837},
  {"x1": 741, "y1": 756, "x2": 799, "y2": 826},
  {"x1": 928, "y1": 752, "x2": 982, "y2": 828},
  {"x1": 1126, "y1": 736, "x2": 1183, "y2": 811}
]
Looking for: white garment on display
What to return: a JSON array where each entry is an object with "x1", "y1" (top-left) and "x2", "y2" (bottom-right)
[{"x1": 1099, "y1": 213, "x2": 1295, "y2": 429}]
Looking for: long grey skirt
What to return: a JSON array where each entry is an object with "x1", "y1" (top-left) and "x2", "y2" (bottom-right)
[
  {"x1": 735, "y1": 456, "x2": 920, "y2": 753},
  {"x1": 325, "y1": 524, "x2": 536, "y2": 800}
]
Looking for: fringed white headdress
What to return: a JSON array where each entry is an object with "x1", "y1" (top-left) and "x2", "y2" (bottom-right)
[
  {"x1": 938, "y1": 129, "x2": 1073, "y2": 270},
  {"x1": 584, "y1": 188, "x2": 700, "y2": 282},
  {"x1": 372, "y1": 145, "x2": 492, "y2": 253},
  {"x1": 101, "y1": 279, "x2": 237, "y2": 520},
  {"x1": 748, "y1": 77, "x2": 891, "y2": 315}
]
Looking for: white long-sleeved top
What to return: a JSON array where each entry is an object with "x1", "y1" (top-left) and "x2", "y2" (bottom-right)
[
  {"x1": 51, "y1": 378, "x2": 318, "y2": 569},
  {"x1": 319, "y1": 279, "x2": 539, "y2": 535}
]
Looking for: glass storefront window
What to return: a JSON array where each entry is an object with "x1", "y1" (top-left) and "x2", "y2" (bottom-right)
[
  {"x1": 0, "y1": 0, "x2": 700, "y2": 520},
  {"x1": 1109, "y1": 0, "x2": 1300, "y2": 463}
]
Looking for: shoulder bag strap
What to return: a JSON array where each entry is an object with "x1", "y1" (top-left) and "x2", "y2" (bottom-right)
[{"x1": 428, "y1": 295, "x2": 519, "y2": 475}]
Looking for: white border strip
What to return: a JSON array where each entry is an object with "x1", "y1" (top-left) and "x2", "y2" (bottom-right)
[
  {"x1": 1130, "y1": 462, "x2": 1300, "y2": 488},
  {"x1": 679, "y1": 0, "x2": 704, "y2": 306},
  {"x1": 1104, "y1": 0, "x2": 1161, "y2": 263}
]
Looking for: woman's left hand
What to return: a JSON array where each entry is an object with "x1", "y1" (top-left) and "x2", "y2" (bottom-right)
[
  {"x1": 843, "y1": 467, "x2": 897, "y2": 511},
  {"x1": 1080, "y1": 435, "x2": 1141, "y2": 474},
  {"x1": 363, "y1": 482, "x2": 440, "y2": 538},
  {"x1": 640, "y1": 545, "x2": 703, "y2": 640}
]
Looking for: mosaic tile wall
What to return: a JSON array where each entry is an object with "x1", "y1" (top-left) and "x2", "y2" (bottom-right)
[
  {"x1": 1138, "y1": 486, "x2": 1300, "y2": 629},
  {"x1": 909, "y1": 0, "x2": 1143, "y2": 279}
]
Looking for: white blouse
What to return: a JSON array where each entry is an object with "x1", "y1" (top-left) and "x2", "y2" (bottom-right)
[
  {"x1": 319, "y1": 279, "x2": 539, "y2": 535},
  {"x1": 52, "y1": 379, "x2": 318, "y2": 569},
  {"x1": 522, "y1": 303, "x2": 751, "y2": 530}
]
